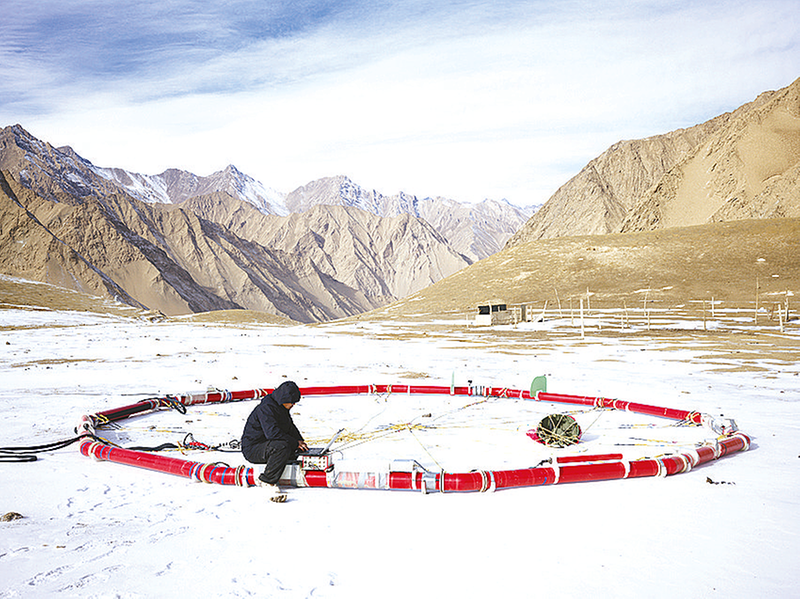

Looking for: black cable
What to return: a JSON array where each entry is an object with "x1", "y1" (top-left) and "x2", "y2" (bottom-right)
[
  {"x1": 0, "y1": 435, "x2": 87, "y2": 463},
  {"x1": 124, "y1": 442, "x2": 181, "y2": 452}
]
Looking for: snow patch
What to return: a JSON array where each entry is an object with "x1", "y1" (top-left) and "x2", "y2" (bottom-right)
[{"x1": 1, "y1": 306, "x2": 796, "y2": 599}]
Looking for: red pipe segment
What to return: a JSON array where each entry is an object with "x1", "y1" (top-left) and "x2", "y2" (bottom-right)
[
  {"x1": 77, "y1": 384, "x2": 750, "y2": 493},
  {"x1": 91, "y1": 399, "x2": 161, "y2": 424},
  {"x1": 90, "y1": 389, "x2": 272, "y2": 424},
  {"x1": 534, "y1": 392, "x2": 696, "y2": 422},
  {"x1": 88, "y1": 385, "x2": 698, "y2": 427},
  {"x1": 301, "y1": 434, "x2": 750, "y2": 492},
  {"x1": 80, "y1": 439, "x2": 258, "y2": 486},
  {"x1": 79, "y1": 432, "x2": 752, "y2": 493}
]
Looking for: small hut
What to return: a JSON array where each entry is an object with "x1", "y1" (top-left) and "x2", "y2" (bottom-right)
[{"x1": 474, "y1": 300, "x2": 514, "y2": 326}]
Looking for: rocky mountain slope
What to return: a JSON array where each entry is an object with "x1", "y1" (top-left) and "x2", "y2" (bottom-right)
[
  {"x1": 0, "y1": 125, "x2": 288, "y2": 215},
  {"x1": 285, "y1": 175, "x2": 534, "y2": 261},
  {"x1": 1, "y1": 124, "x2": 530, "y2": 263},
  {"x1": 180, "y1": 193, "x2": 469, "y2": 302},
  {"x1": 101, "y1": 164, "x2": 289, "y2": 215},
  {"x1": 621, "y1": 78, "x2": 800, "y2": 231},
  {"x1": 507, "y1": 76, "x2": 800, "y2": 246},
  {"x1": 0, "y1": 126, "x2": 470, "y2": 321}
]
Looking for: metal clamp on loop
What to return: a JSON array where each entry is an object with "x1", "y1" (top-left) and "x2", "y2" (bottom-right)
[{"x1": 420, "y1": 472, "x2": 438, "y2": 494}]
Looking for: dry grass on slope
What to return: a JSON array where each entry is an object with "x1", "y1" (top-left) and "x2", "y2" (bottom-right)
[
  {"x1": 357, "y1": 218, "x2": 800, "y2": 322},
  {"x1": 177, "y1": 309, "x2": 295, "y2": 326},
  {"x1": 0, "y1": 275, "x2": 146, "y2": 318},
  {"x1": 0, "y1": 275, "x2": 295, "y2": 326}
]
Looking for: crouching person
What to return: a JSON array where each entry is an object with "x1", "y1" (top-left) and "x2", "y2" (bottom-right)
[{"x1": 241, "y1": 381, "x2": 308, "y2": 502}]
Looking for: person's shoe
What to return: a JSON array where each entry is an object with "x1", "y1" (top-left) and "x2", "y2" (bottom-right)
[
  {"x1": 268, "y1": 484, "x2": 287, "y2": 503},
  {"x1": 258, "y1": 479, "x2": 287, "y2": 502}
]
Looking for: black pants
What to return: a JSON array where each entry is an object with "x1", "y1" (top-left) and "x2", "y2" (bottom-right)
[{"x1": 247, "y1": 439, "x2": 295, "y2": 485}]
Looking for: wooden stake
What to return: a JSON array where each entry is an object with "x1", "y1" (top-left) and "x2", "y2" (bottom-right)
[
  {"x1": 554, "y1": 287, "x2": 563, "y2": 318},
  {"x1": 703, "y1": 300, "x2": 707, "y2": 331},
  {"x1": 755, "y1": 275, "x2": 759, "y2": 324},
  {"x1": 786, "y1": 292, "x2": 790, "y2": 323},
  {"x1": 623, "y1": 300, "x2": 629, "y2": 329}
]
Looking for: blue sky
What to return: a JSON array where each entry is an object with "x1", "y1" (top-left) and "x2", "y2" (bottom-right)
[{"x1": 1, "y1": 1, "x2": 798, "y2": 205}]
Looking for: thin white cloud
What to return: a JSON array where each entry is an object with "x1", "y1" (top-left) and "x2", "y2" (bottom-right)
[{"x1": 2, "y1": 1, "x2": 799, "y2": 205}]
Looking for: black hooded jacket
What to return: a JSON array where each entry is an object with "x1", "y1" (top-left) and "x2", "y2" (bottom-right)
[{"x1": 241, "y1": 381, "x2": 304, "y2": 462}]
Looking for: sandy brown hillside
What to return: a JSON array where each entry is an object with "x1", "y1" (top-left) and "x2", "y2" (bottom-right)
[
  {"x1": 181, "y1": 193, "x2": 470, "y2": 301},
  {"x1": 0, "y1": 274, "x2": 294, "y2": 325},
  {"x1": 0, "y1": 173, "x2": 363, "y2": 321},
  {"x1": 621, "y1": 78, "x2": 800, "y2": 231},
  {"x1": 360, "y1": 218, "x2": 800, "y2": 321},
  {"x1": 508, "y1": 77, "x2": 800, "y2": 246},
  {"x1": 0, "y1": 167, "x2": 469, "y2": 321},
  {"x1": 0, "y1": 172, "x2": 149, "y2": 309}
]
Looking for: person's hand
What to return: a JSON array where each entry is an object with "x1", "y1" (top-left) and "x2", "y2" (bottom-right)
[{"x1": 298, "y1": 441, "x2": 309, "y2": 452}]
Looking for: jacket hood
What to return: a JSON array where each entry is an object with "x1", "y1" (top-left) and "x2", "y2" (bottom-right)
[{"x1": 272, "y1": 381, "x2": 301, "y2": 405}]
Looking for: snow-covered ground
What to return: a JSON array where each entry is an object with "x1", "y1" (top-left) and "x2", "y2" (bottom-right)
[{"x1": 1, "y1": 307, "x2": 798, "y2": 598}]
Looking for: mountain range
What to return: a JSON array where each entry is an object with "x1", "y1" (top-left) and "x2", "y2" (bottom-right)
[
  {"x1": 0, "y1": 124, "x2": 530, "y2": 321},
  {"x1": 284, "y1": 176, "x2": 532, "y2": 261},
  {"x1": 2, "y1": 77, "x2": 799, "y2": 322}
]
